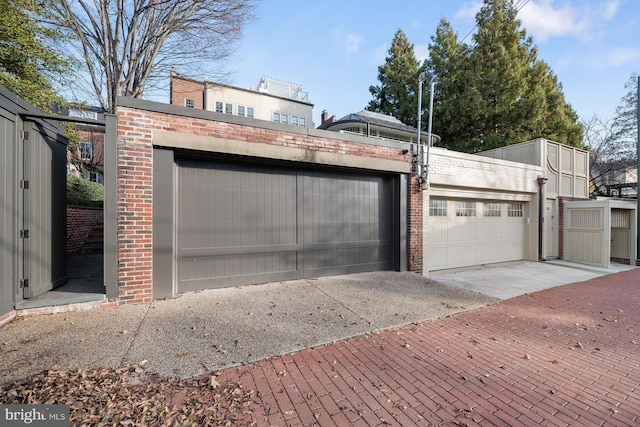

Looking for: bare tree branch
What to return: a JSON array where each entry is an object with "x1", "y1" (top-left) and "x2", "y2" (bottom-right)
[{"x1": 50, "y1": 0, "x2": 256, "y2": 112}]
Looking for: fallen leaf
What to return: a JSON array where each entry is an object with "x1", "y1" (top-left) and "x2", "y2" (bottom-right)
[
  {"x1": 209, "y1": 376, "x2": 219, "y2": 389},
  {"x1": 523, "y1": 354, "x2": 531, "y2": 360}
]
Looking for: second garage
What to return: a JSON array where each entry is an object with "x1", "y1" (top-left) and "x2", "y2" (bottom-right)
[{"x1": 426, "y1": 199, "x2": 527, "y2": 271}]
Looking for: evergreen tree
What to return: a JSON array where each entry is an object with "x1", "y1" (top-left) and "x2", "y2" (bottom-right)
[
  {"x1": 464, "y1": 0, "x2": 582, "y2": 151},
  {"x1": 0, "y1": 0, "x2": 72, "y2": 111},
  {"x1": 424, "y1": 18, "x2": 473, "y2": 150},
  {"x1": 368, "y1": 29, "x2": 421, "y2": 127}
]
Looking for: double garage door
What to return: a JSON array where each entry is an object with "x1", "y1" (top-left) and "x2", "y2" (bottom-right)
[
  {"x1": 176, "y1": 159, "x2": 395, "y2": 291},
  {"x1": 426, "y1": 199, "x2": 526, "y2": 271}
]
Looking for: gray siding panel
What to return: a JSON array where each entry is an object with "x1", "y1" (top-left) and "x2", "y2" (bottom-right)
[
  {"x1": 175, "y1": 159, "x2": 394, "y2": 291},
  {"x1": 153, "y1": 148, "x2": 175, "y2": 299},
  {"x1": 0, "y1": 112, "x2": 16, "y2": 315}
]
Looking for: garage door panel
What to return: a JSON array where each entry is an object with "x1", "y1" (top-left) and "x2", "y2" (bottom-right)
[
  {"x1": 479, "y1": 222, "x2": 503, "y2": 241},
  {"x1": 427, "y1": 200, "x2": 525, "y2": 271},
  {"x1": 428, "y1": 247, "x2": 449, "y2": 270},
  {"x1": 176, "y1": 160, "x2": 393, "y2": 290},
  {"x1": 451, "y1": 222, "x2": 477, "y2": 242},
  {"x1": 477, "y1": 243, "x2": 503, "y2": 263},
  {"x1": 178, "y1": 160, "x2": 301, "y2": 289},
  {"x1": 306, "y1": 246, "x2": 389, "y2": 276},
  {"x1": 302, "y1": 172, "x2": 390, "y2": 275}
]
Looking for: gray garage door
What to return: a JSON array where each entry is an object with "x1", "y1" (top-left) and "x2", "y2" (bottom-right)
[{"x1": 176, "y1": 159, "x2": 392, "y2": 291}]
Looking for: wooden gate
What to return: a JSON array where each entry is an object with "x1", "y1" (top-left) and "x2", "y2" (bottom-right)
[{"x1": 0, "y1": 86, "x2": 68, "y2": 317}]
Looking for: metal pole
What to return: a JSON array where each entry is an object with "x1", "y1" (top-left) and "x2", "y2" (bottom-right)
[
  {"x1": 424, "y1": 79, "x2": 436, "y2": 187},
  {"x1": 416, "y1": 73, "x2": 426, "y2": 178},
  {"x1": 636, "y1": 75, "x2": 639, "y2": 261}
]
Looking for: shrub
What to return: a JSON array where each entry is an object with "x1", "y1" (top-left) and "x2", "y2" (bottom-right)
[{"x1": 67, "y1": 175, "x2": 103, "y2": 207}]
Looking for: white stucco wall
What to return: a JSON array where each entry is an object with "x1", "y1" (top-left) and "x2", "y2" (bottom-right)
[
  {"x1": 428, "y1": 146, "x2": 543, "y2": 197},
  {"x1": 205, "y1": 85, "x2": 313, "y2": 127}
]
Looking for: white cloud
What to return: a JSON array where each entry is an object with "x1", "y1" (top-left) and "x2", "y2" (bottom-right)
[
  {"x1": 517, "y1": 0, "x2": 587, "y2": 41},
  {"x1": 606, "y1": 47, "x2": 640, "y2": 67},
  {"x1": 455, "y1": 1, "x2": 482, "y2": 20},
  {"x1": 330, "y1": 28, "x2": 365, "y2": 57},
  {"x1": 602, "y1": 0, "x2": 620, "y2": 20},
  {"x1": 518, "y1": 0, "x2": 621, "y2": 42},
  {"x1": 344, "y1": 33, "x2": 364, "y2": 56}
]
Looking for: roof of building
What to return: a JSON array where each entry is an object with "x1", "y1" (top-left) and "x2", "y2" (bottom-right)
[
  {"x1": 170, "y1": 70, "x2": 313, "y2": 106},
  {"x1": 319, "y1": 109, "x2": 422, "y2": 134}
]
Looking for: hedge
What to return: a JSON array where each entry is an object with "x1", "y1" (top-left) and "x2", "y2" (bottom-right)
[{"x1": 67, "y1": 175, "x2": 104, "y2": 207}]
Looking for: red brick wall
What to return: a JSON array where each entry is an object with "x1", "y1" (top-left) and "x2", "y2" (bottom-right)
[
  {"x1": 170, "y1": 75, "x2": 204, "y2": 109},
  {"x1": 116, "y1": 105, "x2": 420, "y2": 304},
  {"x1": 66, "y1": 206, "x2": 103, "y2": 257},
  {"x1": 408, "y1": 176, "x2": 423, "y2": 273}
]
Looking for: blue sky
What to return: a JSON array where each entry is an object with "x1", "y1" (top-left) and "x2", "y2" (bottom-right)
[{"x1": 217, "y1": 0, "x2": 640, "y2": 128}]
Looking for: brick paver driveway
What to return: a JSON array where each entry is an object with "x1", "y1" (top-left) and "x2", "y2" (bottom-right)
[{"x1": 218, "y1": 268, "x2": 640, "y2": 426}]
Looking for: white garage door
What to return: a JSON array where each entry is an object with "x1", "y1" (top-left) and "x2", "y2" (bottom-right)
[{"x1": 427, "y1": 199, "x2": 526, "y2": 271}]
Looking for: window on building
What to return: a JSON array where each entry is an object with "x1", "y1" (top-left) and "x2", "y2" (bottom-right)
[
  {"x1": 185, "y1": 98, "x2": 194, "y2": 108},
  {"x1": 299, "y1": 117, "x2": 305, "y2": 127},
  {"x1": 484, "y1": 203, "x2": 502, "y2": 217},
  {"x1": 247, "y1": 107, "x2": 254, "y2": 118},
  {"x1": 456, "y1": 201, "x2": 476, "y2": 217},
  {"x1": 238, "y1": 105, "x2": 245, "y2": 117},
  {"x1": 215, "y1": 101, "x2": 223, "y2": 113},
  {"x1": 508, "y1": 203, "x2": 524, "y2": 217},
  {"x1": 291, "y1": 116, "x2": 298, "y2": 126},
  {"x1": 272, "y1": 112, "x2": 280, "y2": 122},
  {"x1": 281, "y1": 113, "x2": 289, "y2": 124},
  {"x1": 89, "y1": 171, "x2": 103, "y2": 184},
  {"x1": 429, "y1": 199, "x2": 447, "y2": 216},
  {"x1": 78, "y1": 142, "x2": 93, "y2": 161},
  {"x1": 225, "y1": 103, "x2": 233, "y2": 114}
]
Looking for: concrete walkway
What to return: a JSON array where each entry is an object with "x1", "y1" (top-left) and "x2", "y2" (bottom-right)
[
  {"x1": 430, "y1": 260, "x2": 636, "y2": 299},
  {"x1": 0, "y1": 271, "x2": 498, "y2": 384},
  {"x1": 218, "y1": 267, "x2": 640, "y2": 426},
  {"x1": 1, "y1": 261, "x2": 638, "y2": 425}
]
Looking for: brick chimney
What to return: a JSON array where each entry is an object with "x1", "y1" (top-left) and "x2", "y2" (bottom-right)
[{"x1": 319, "y1": 110, "x2": 337, "y2": 129}]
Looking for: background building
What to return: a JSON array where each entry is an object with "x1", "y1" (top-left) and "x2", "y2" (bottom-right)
[{"x1": 170, "y1": 71, "x2": 313, "y2": 129}]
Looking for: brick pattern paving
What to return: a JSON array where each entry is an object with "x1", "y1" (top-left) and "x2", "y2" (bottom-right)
[{"x1": 218, "y1": 269, "x2": 640, "y2": 426}]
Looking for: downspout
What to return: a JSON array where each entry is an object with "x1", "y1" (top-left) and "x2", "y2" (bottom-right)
[
  {"x1": 537, "y1": 176, "x2": 548, "y2": 261},
  {"x1": 203, "y1": 78, "x2": 208, "y2": 110}
]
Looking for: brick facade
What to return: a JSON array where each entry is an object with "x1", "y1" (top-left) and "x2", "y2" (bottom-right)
[
  {"x1": 170, "y1": 73, "x2": 204, "y2": 109},
  {"x1": 408, "y1": 176, "x2": 423, "y2": 273},
  {"x1": 66, "y1": 206, "x2": 103, "y2": 257},
  {"x1": 116, "y1": 105, "x2": 421, "y2": 304}
]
